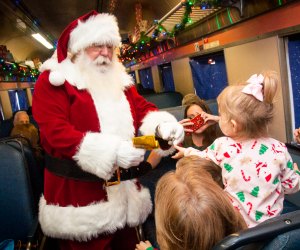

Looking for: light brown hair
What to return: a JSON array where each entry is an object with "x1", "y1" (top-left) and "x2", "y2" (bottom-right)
[
  {"x1": 176, "y1": 155, "x2": 224, "y2": 188},
  {"x1": 182, "y1": 93, "x2": 201, "y2": 106},
  {"x1": 217, "y1": 71, "x2": 278, "y2": 138},
  {"x1": 155, "y1": 158, "x2": 246, "y2": 250}
]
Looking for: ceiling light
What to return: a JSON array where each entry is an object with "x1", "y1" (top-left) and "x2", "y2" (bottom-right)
[{"x1": 32, "y1": 33, "x2": 54, "y2": 49}]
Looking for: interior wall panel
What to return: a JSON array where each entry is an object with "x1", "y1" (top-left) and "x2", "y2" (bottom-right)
[{"x1": 224, "y1": 36, "x2": 287, "y2": 142}]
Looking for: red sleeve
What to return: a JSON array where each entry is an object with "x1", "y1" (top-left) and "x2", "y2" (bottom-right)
[{"x1": 32, "y1": 71, "x2": 84, "y2": 158}]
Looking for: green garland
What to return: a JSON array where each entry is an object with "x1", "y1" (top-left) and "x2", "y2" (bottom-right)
[
  {"x1": 119, "y1": 0, "x2": 223, "y2": 64},
  {"x1": 0, "y1": 58, "x2": 39, "y2": 82}
]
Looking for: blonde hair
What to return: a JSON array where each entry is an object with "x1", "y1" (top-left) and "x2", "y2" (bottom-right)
[
  {"x1": 176, "y1": 155, "x2": 224, "y2": 188},
  {"x1": 217, "y1": 71, "x2": 278, "y2": 138},
  {"x1": 155, "y1": 157, "x2": 246, "y2": 250}
]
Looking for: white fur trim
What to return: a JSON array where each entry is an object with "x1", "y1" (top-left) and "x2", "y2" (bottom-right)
[
  {"x1": 73, "y1": 133, "x2": 121, "y2": 180},
  {"x1": 69, "y1": 14, "x2": 121, "y2": 54},
  {"x1": 139, "y1": 111, "x2": 177, "y2": 135},
  {"x1": 39, "y1": 181, "x2": 152, "y2": 241},
  {"x1": 40, "y1": 57, "x2": 58, "y2": 73},
  {"x1": 49, "y1": 71, "x2": 65, "y2": 86},
  {"x1": 126, "y1": 181, "x2": 153, "y2": 226},
  {"x1": 121, "y1": 70, "x2": 134, "y2": 88},
  {"x1": 140, "y1": 111, "x2": 178, "y2": 156}
]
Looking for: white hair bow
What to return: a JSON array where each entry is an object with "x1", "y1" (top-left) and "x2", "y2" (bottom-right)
[{"x1": 242, "y1": 74, "x2": 264, "y2": 101}]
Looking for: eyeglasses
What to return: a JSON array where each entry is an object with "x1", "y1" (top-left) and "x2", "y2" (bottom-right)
[{"x1": 86, "y1": 44, "x2": 114, "y2": 52}]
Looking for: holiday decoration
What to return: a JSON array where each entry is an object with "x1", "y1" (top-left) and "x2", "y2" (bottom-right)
[
  {"x1": 259, "y1": 144, "x2": 268, "y2": 155},
  {"x1": 250, "y1": 186, "x2": 260, "y2": 197},
  {"x1": 119, "y1": 0, "x2": 224, "y2": 65},
  {"x1": 255, "y1": 210, "x2": 264, "y2": 221},
  {"x1": 209, "y1": 143, "x2": 215, "y2": 150},
  {"x1": 265, "y1": 173, "x2": 272, "y2": 182},
  {"x1": 272, "y1": 177, "x2": 279, "y2": 185},
  {"x1": 241, "y1": 169, "x2": 251, "y2": 182},
  {"x1": 0, "y1": 57, "x2": 39, "y2": 82},
  {"x1": 224, "y1": 163, "x2": 233, "y2": 172},
  {"x1": 287, "y1": 160, "x2": 293, "y2": 170},
  {"x1": 236, "y1": 191, "x2": 245, "y2": 202},
  {"x1": 246, "y1": 202, "x2": 253, "y2": 215}
]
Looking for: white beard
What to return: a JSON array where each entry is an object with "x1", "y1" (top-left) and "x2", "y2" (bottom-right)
[{"x1": 74, "y1": 52, "x2": 125, "y2": 101}]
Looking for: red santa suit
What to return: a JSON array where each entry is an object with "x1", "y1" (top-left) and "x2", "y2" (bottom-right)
[{"x1": 32, "y1": 11, "x2": 178, "y2": 250}]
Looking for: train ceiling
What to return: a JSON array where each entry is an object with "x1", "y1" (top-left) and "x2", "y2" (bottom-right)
[{"x1": 0, "y1": 0, "x2": 235, "y2": 61}]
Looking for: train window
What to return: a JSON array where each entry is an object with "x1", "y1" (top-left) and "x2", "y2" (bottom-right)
[
  {"x1": 138, "y1": 67, "x2": 154, "y2": 90},
  {"x1": 189, "y1": 52, "x2": 228, "y2": 100},
  {"x1": 8, "y1": 89, "x2": 29, "y2": 113},
  {"x1": 287, "y1": 34, "x2": 300, "y2": 128},
  {"x1": 159, "y1": 63, "x2": 175, "y2": 92},
  {"x1": 129, "y1": 71, "x2": 136, "y2": 84}
]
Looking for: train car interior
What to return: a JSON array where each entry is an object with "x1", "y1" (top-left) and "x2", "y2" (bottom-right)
[{"x1": 1, "y1": 0, "x2": 300, "y2": 249}]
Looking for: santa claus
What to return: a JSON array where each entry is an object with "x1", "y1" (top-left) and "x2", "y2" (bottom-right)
[{"x1": 32, "y1": 10, "x2": 184, "y2": 250}]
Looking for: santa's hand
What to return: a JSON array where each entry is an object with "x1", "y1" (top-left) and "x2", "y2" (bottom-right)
[
  {"x1": 116, "y1": 141, "x2": 145, "y2": 169},
  {"x1": 156, "y1": 122, "x2": 184, "y2": 145}
]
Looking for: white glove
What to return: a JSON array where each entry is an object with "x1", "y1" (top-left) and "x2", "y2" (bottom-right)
[
  {"x1": 116, "y1": 141, "x2": 146, "y2": 169},
  {"x1": 156, "y1": 122, "x2": 184, "y2": 145}
]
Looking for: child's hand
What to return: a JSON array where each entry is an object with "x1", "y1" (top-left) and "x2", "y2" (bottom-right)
[
  {"x1": 201, "y1": 112, "x2": 220, "y2": 124},
  {"x1": 293, "y1": 162, "x2": 299, "y2": 172},
  {"x1": 294, "y1": 128, "x2": 300, "y2": 144},
  {"x1": 135, "y1": 240, "x2": 153, "y2": 250},
  {"x1": 172, "y1": 144, "x2": 186, "y2": 159}
]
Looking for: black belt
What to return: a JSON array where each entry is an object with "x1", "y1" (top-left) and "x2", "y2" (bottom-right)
[{"x1": 45, "y1": 154, "x2": 152, "y2": 183}]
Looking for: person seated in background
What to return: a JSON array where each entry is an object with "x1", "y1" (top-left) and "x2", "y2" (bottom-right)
[
  {"x1": 10, "y1": 123, "x2": 43, "y2": 160},
  {"x1": 293, "y1": 128, "x2": 300, "y2": 144},
  {"x1": 147, "y1": 98, "x2": 221, "y2": 168},
  {"x1": 136, "y1": 156, "x2": 246, "y2": 250},
  {"x1": 13, "y1": 110, "x2": 29, "y2": 126}
]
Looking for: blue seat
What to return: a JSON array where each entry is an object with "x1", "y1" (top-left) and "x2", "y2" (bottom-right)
[
  {"x1": 285, "y1": 143, "x2": 300, "y2": 207},
  {"x1": 142, "y1": 92, "x2": 183, "y2": 109},
  {"x1": 0, "y1": 119, "x2": 13, "y2": 138},
  {"x1": 0, "y1": 139, "x2": 39, "y2": 248},
  {"x1": 212, "y1": 210, "x2": 300, "y2": 250},
  {"x1": 206, "y1": 99, "x2": 219, "y2": 115}
]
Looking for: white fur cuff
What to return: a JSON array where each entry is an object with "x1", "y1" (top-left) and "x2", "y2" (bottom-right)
[
  {"x1": 73, "y1": 132, "x2": 121, "y2": 180},
  {"x1": 139, "y1": 111, "x2": 177, "y2": 135}
]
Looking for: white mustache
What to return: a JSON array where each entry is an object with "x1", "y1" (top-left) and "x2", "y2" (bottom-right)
[{"x1": 93, "y1": 56, "x2": 112, "y2": 66}]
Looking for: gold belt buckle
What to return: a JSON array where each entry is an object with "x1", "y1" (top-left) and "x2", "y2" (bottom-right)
[{"x1": 105, "y1": 167, "x2": 121, "y2": 187}]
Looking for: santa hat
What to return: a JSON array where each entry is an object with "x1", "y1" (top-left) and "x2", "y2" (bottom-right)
[{"x1": 48, "y1": 10, "x2": 121, "y2": 85}]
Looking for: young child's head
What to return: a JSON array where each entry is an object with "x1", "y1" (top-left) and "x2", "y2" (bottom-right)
[
  {"x1": 155, "y1": 157, "x2": 246, "y2": 250},
  {"x1": 217, "y1": 71, "x2": 278, "y2": 139},
  {"x1": 176, "y1": 155, "x2": 224, "y2": 188}
]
